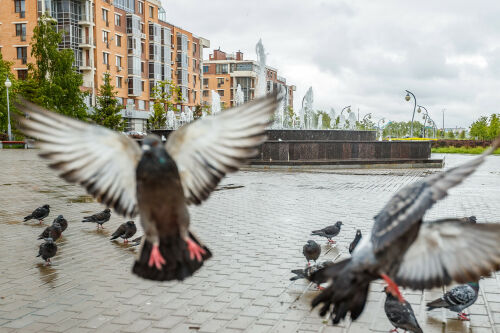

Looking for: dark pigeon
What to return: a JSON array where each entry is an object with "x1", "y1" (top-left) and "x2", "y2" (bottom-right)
[
  {"x1": 82, "y1": 209, "x2": 111, "y2": 229},
  {"x1": 349, "y1": 229, "x2": 362, "y2": 254},
  {"x1": 24, "y1": 204, "x2": 50, "y2": 224},
  {"x1": 37, "y1": 238, "x2": 57, "y2": 265},
  {"x1": 290, "y1": 260, "x2": 335, "y2": 289},
  {"x1": 311, "y1": 221, "x2": 343, "y2": 244},
  {"x1": 37, "y1": 222, "x2": 62, "y2": 241},
  {"x1": 384, "y1": 287, "x2": 423, "y2": 333},
  {"x1": 53, "y1": 215, "x2": 68, "y2": 232},
  {"x1": 311, "y1": 136, "x2": 500, "y2": 325},
  {"x1": 427, "y1": 281, "x2": 480, "y2": 321},
  {"x1": 110, "y1": 221, "x2": 137, "y2": 243},
  {"x1": 303, "y1": 240, "x2": 321, "y2": 265},
  {"x1": 17, "y1": 93, "x2": 280, "y2": 281}
]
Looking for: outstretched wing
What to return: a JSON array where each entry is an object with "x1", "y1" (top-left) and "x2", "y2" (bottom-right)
[
  {"x1": 16, "y1": 98, "x2": 141, "y2": 217},
  {"x1": 371, "y1": 137, "x2": 500, "y2": 253},
  {"x1": 395, "y1": 221, "x2": 500, "y2": 289},
  {"x1": 165, "y1": 93, "x2": 280, "y2": 205}
]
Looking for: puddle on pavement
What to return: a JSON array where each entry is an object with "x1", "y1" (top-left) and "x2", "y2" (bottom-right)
[
  {"x1": 37, "y1": 263, "x2": 58, "y2": 286},
  {"x1": 37, "y1": 189, "x2": 57, "y2": 194},
  {"x1": 1, "y1": 183, "x2": 12, "y2": 186},
  {"x1": 67, "y1": 195, "x2": 94, "y2": 203},
  {"x1": 214, "y1": 184, "x2": 245, "y2": 191}
]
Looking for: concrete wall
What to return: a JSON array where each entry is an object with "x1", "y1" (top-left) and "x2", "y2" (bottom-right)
[{"x1": 266, "y1": 130, "x2": 376, "y2": 141}]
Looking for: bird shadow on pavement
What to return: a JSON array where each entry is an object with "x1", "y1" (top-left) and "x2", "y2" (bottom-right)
[
  {"x1": 81, "y1": 228, "x2": 111, "y2": 237},
  {"x1": 36, "y1": 263, "x2": 58, "y2": 286}
]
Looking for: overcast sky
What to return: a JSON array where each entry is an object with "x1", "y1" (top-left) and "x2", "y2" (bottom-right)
[{"x1": 161, "y1": 0, "x2": 500, "y2": 128}]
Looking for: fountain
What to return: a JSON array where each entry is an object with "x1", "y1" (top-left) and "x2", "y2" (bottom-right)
[
  {"x1": 180, "y1": 111, "x2": 187, "y2": 126},
  {"x1": 317, "y1": 114, "x2": 323, "y2": 130},
  {"x1": 255, "y1": 39, "x2": 267, "y2": 98},
  {"x1": 166, "y1": 110, "x2": 175, "y2": 129},
  {"x1": 300, "y1": 87, "x2": 314, "y2": 129},
  {"x1": 329, "y1": 108, "x2": 336, "y2": 128},
  {"x1": 185, "y1": 107, "x2": 193, "y2": 123},
  {"x1": 211, "y1": 90, "x2": 221, "y2": 115},
  {"x1": 348, "y1": 112, "x2": 357, "y2": 130},
  {"x1": 235, "y1": 84, "x2": 244, "y2": 106}
]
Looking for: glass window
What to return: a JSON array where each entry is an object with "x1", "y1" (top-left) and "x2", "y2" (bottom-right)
[
  {"x1": 116, "y1": 55, "x2": 122, "y2": 67},
  {"x1": 17, "y1": 69, "x2": 28, "y2": 80},
  {"x1": 117, "y1": 76, "x2": 122, "y2": 88},
  {"x1": 116, "y1": 34, "x2": 121, "y2": 47},
  {"x1": 102, "y1": 30, "x2": 109, "y2": 43},
  {"x1": 216, "y1": 64, "x2": 228, "y2": 74},
  {"x1": 149, "y1": 5, "x2": 154, "y2": 18},
  {"x1": 203, "y1": 78, "x2": 208, "y2": 86},
  {"x1": 114, "y1": 14, "x2": 121, "y2": 26},
  {"x1": 14, "y1": 0, "x2": 25, "y2": 13},
  {"x1": 102, "y1": 8, "x2": 108, "y2": 23},
  {"x1": 217, "y1": 78, "x2": 224, "y2": 87},
  {"x1": 15, "y1": 24, "x2": 26, "y2": 38},
  {"x1": 16, "y1": 47, "x2": 27, "y2": 61},
  {"x1": 103, "y1": 52, "x2": 109, "y2": 64},
  {"x1": 138, "y1": 1, "x2": 144, "y2": 14},
  {"x1": 218, "y1": 90, "x2": 224, "y2": 97},
  {"x1": 203, "y1": 65, "x2": 209, "y2": 73},
  {"x1": 203, "y1": 90, "x2": 209, "y2": 97}
]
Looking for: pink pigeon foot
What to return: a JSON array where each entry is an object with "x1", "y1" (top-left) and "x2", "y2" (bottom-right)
[
  {"x1": 458, "y1": 312, "x2": 470, "y2": 321},
  {"x1": 186, "y1": 237, "x2": 206, "y2": 262},
  {"x1": 389, "y1": 329, "x2": 399, "y2": 333},
  {"x1": 148, "y1": 244, "x2": 166, "y2": 269}
]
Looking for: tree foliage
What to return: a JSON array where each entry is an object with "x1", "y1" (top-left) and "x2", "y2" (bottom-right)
[
  {"x1": 382, "y1": 121, "x2": 424, "y2": 138},
  {"x1": 21, "y1": 15, "x2": 88, "y2": 119},
  {"x1": 90, "y1": 73, "x2": 124, "y2": 130},
  {"x1": 469, "y1": 116, "x2": 493, "y2": 140},
  {"x1": 147, "y1": 80, "x2": 183, "y2": 130}
]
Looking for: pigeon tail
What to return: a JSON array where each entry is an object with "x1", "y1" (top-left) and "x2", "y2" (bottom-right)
[
  {"x1": 311, "y1": 259, "x2": 370, "y2": 324},
  {"x1": 426, "y1": 298, "x2": 449, "y2": 310},
  {"x1": 23, "y1": 214, "x2": 33, "y2": 221},
  {"x1": 132, "y1": 231, "x2": 212, "y2": 281},
  {"x1": 290, "y1": 269, "x2": 306, "y2": 281}
]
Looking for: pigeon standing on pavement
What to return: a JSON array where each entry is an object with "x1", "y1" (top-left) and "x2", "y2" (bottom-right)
[
  {"x1": 53, "y1": 215, "x2": 68, "y2": 232},
  {"x1": 310, "y1": 136, "x2": 500, "y2": 324},
  {"x1": 311, "y1": 221, "x2": 343, "y2": 244},
  {"x1": 17, "y1": 93, "x2": 280, "y2": 281},
  {"x1": 24, "y1": 204, "x2": 50, "y2": 224},
  {"x1": 384, "y1": 287, "x2": 423, "y2": 333},
  {"x1": 37, "y1": 238, "x2": 57, "y2": 265},
  {"x1": 303, "y1": 240, "x2": 321, "y2": 266},
  {"x1": 110, "y1": 221, "x2": 137, "y2": 243},
  {"x1": 426, "y1": 281, "x2": 480, "y2": 321},
  {"x1": 82, "y1": 209, "x2": 111, "y2": 229},
  {"x1": 37, "y1": 222, "x2": 62, "y2": 241},
  {"x1": 291, "y1": 260, "x2": 335, "y2": 289},
  {"x1": 349, "y1": 229, "x2": 362, "y2": 254}
]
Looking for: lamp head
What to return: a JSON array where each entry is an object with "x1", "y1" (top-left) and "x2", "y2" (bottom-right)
[
  {"x1": 405, "y1": 93, "x2": 410, "y2": 101},
  {"x1": 417, "y1": 107, "x2": 421, "y2": 113},
  {"x1": 5, "y1": 77, "x2": 12, "y2": 88}
]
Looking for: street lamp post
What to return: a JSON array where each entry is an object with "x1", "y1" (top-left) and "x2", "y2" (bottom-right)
[
  {"x1": 405, "y1": 90, "x2": 417, "y2": 138},
  {"x1": 341, "y1": 105, "x2": 351, "y2": 116},
  {"x1": 417, "y1": 105, "x2": 431, "y2": 138},
  {"x1": 5, "y1": 77, "x2": 12, "y2": 141}
]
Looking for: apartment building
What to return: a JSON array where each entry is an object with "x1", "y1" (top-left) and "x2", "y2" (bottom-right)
[
  {"x1": 0, "y1": 0, "x2": 209, "y2": 132},
  {"x1": 201, "y1": 49, "x2": 294, "y2": 110}
]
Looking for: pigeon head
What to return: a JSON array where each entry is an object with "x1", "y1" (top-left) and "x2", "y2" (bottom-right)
[
  {"x1": 356, "y1": 229, "x2": 362, "y2": 236},
  {"x1": 307, "y1": 240, "x2": 316, "y2": 246},
  {"x1": 469, "y1": 216, "x2": 477, "y2": 223},
  {"x1": 336, "y1": 221, "x2": 343, "y2": 227},
  {"x1": 43, "y1": 204, "x2": 50, "y2": 209},
  {"x1": 104, "y1": 208, "x2": 111, "y2": 213},
  {"x1": 56, "y1": 215, "x2": 63, "y2": 220},
  {"x1": 142, "y1": 135, "x2": 162, "y2": 153},
  {"x1": 126, "y1": 221, "x2": 135, "y2": 226}
]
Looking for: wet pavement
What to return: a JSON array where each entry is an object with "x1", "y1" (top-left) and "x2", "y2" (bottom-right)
[{"x1": 1, "y1": 150, "x2": 500, "y2": 333}]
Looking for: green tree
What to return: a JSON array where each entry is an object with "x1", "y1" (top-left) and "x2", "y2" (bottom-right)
[
  {"x1": 90, "y1": 73, "x2": 124, "y2": 130},
  {"x1": 356, "y1": 114, "x2": 375, "y2": 130},
  {"x1": 315, "y1": 110, "x2": 331, "y2": 129},
  {"x1": 0, "y1": 53, "x2": 19, "y2": 138},
  {"x1": 488, "y1": 114, "x2": 500, "y2": 140},
  {"x1": 148, "y1": 80, "x2": 183, "y2": 130},
  {"x1": 459, "y1": 130, "x2": 466, "y2": 140},
  {"x1": 469, "y1": 116, "x2": 488, "y2": 140},
  {"x1": 21, "y1": 15, "x2": 88, "y2": 119},
  {"x1": 447, "y1": 131, "x2": 456, "y2": 139},
  {"x1": 286, "y1": 106, "x2": 297, "y2": 127}
]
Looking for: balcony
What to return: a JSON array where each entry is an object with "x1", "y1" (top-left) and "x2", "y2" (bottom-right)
[
  {"x1": 79, "y1": 37, "x2": 94, "y2": 49},
  {"x1": 79, "y1": 16, "x2": 94, "y2": 26},
  {"x1": 79, "y1": 60, "x2": 93, "y2": 71}
]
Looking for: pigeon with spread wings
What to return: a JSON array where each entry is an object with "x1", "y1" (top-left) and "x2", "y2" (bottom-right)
[
  {"x1": 17, "y1": 93, "x2": 280, "y2": 281},
  {"x1": 311, "y1": 136, "x2": 500, "y2": 324}
]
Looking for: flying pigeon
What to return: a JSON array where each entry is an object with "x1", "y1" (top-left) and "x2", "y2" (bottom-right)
[
  {"x1": 53, "y1": 215, "x2": 68, "y2": 232},
  {"x1": 24, "y1": 204, "x2": 50, "y2": 224},
  {"x1": 311, "y1": 221, "x2": 343, "y2": 244},
  {"x1": 290, "y1": 260, "x2": 334, "y2": 289},
  {"x1": 384, "y1": 287, "x2": 423, "y2": 333},
  {"x1": 349, "y1": 229, "x2": 362, "y2": 254},
  {"x1": 37, "y1": 238, "x2": 57, "y2": 265},
  {"x1": 110, "y1": 221, "x2": 137, "y2": 243},
  {"x1": 17, "y1": 93, "x2": 280, "y2": 281},
  {"x1": 310, "y1": 136, "x2": 500, "y2": 324},
  {"x1": 37, "y1": 222, "x2": 62, "y2": 241},
  {"x1": 82, "y1": 209, "x2": 111, "y2": 229},
  {"x1": 427, "y1": 281, "x2": 480, "y2": 321},
  {"x1": 303, "y1": 240, "x2": 321, "y2": 265}
]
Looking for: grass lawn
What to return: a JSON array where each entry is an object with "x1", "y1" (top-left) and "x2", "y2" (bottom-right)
[{"x1": 432, "y1": 146, "x2": 500, "y2": 155}]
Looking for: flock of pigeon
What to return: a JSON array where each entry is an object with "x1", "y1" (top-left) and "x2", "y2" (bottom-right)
[
  {"x1": 24, "y1": 204, "x2": 141, "y2": 265},
  {"x1": 14, "y1": 93, "x2": 500, "y2": 330}
]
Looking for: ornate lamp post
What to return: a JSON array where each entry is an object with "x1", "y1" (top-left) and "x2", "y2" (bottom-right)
[
  {"x1": 405, "y1": 90, "x2": 417, "y2": 138},
  {"x1": 417, "y1": 105, "x2": 431, "y2": 138},
  {"x1": 341, "y1": 105, "x2": 351, "y2": 116},
  {"x1": 5, "y1": 77, "x2": 12, "y2": 141}
]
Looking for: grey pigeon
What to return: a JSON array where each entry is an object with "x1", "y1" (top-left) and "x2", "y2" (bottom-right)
[
  {"x1": 290, "y1": 260, "x2": 334, "y2": 289},
  {"x1": 53, "y1": 215, "x2": 68, "y2": 232},
  {"x1": 82, "y1": 209, "x2": 111, "y2": 229},
  {"x1": 37, "y1": 222, "x2": 62, "y2": 241},
  {"x1": 17, "y1": 93, "x2": 280, "y2": 281},
  {"x1": 311, "y1": 221, "x2": 343, "y2": 244},
  {"x1": 427, "y1": 281, "x2": 480, "y2": 321},
  {"x1": 110, "y1": 221, "x2": 137, "y2": 243},
  {"x1": 24, "y1": 204, "x2": 50, "y2": 224},
  {"x1": 349, "y1": 229, "x2": 362, "y2": 254},
  {"x1": 303, "y1": 240, "x2": 321, "y2": 265},
  {"x1": 384, "y1": 287, "x2": 423, "y2": 333},
  {"x1": 311, "y1": 136, "x2": 500, "y2": 324},
  {"x1": 37, "y1": 238, "x2": 57, "y2": 265}
]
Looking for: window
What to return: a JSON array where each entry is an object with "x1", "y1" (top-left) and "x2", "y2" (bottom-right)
[
  {"x1": 16, "y1": 47, "x2": 27, "y2": 63},
  {"x1": 116, "y1": 55, "x2": 122, "y2": 67},
  {"x1": 138, "y1": 1, "x2": 144, "y2": 14},
  {"x1": 141, "y1": 22, "x2": 144, "y2": 33},
  {"x1": 117, "y1": 76, "x2": 122, "y2": 88},
  {"x1": 116, "y1": 34, "x2": 121, "y2": 47},
  {"x1": 193, "y1": 42, "x2": 197, "y2": 55},
  {"x1": 216, "y1": 64, "x2": 228, "y2": 74},
  {"x1": 114, "y1": 14, "x2": 121, "y2": 26},
  {"x1": 103, "y1": 52, "x2": 109, "y2": 64},
  {"x1": 102, "y1": 30, "x2": 109, "y2": 44},
  {"x1": 203, "y1": 90, "x2": 209, "y2": 97},
  {"x1": 139, "y1": 99, "x2": 145, "y2": 109},
  {"x1": 192, "y1": 59, "x2": 197, "y2": 69},
  {"x1": 141, "y1": 61, "x2": 144, "y2": 73},
  {"x1": 149, "y1": 5, "x2": 154, "y2": 18},
  {"x1": 217, "y1": 78, "x2": 224, "y2": 88},
  {"x1": 141, "y1": 42, "x2": 145, "y2": 54},
  {"x1": 102, "y1": 8, "x2": 108, "y2": 25},
  {"x1": 218, "y1": 90, "x2": 224, "y2": 97},
  {"x1": 14, "y1": 0, "x2": 25, "y2": 16},
  {"x1": 17, "y1": 69, "x2": 28, "y2": 80},
  {"x1": 141, "y1": 81, "x2": 145, "y2": 92},
  {"x1": 15, "y1": 23, "x2": 26, "y2": 41},
  {"x1": 203, "y1": 65, "x2": 209, "y2": 73},
  {"x1": 203, "y1": 78, "x2": 208, "y2": 86}
]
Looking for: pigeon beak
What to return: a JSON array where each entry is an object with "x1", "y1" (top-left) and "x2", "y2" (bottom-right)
[{"x1": 142, "y1": 144, "x2": 151, "y2": 151}]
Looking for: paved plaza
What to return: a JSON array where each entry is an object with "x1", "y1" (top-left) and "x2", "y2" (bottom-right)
[{"x1": 1, "y1": 150, "x2": 500, "y2": 333}]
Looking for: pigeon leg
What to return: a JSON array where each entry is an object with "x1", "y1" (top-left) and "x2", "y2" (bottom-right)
[
  {"x1": 389, "y1": 329, "x2": 398, "y2": 333},
  {"x1": 380, "y1": 273, "x2": 404, "y2": 302},
  {"x1": 458, "y1": 312, "x2": 470, "y2": 321},
  {"x1": 316, "y1": 285, "x2": 325, "y2": 290},
  {"x1": 185, "y1": 237, "x2": 206, "y2": 262},
  {"x1": 124, "y1": 239, "x2": 128, "y2": 244},
  {"x1": 148, "y1": 244, "x2": 166, "y2": 269}
]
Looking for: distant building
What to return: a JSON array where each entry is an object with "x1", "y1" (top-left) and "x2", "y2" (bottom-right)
[
  {"x1": 201, "y1": 49, "x2": 294, "y2": 109},
  {"x1": 0, "y1": 0, "x2": 209, "y2": 132}
]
